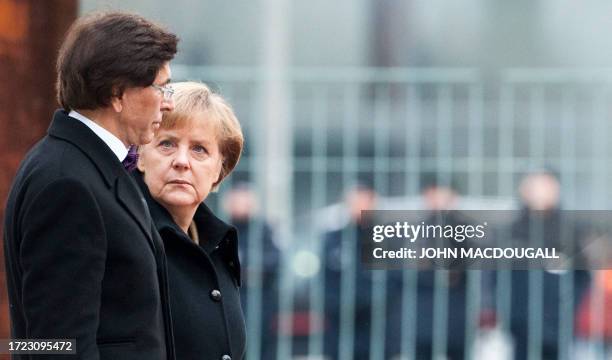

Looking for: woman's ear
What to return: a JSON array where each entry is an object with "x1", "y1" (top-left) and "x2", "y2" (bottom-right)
[{"x1": 211, "y1": 159, "x2": 225, "y2": 193}]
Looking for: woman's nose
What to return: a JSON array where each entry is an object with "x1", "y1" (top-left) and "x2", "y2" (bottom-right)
[{"x1": 172, "y1": 147, "x2": 189, "y2": 169}]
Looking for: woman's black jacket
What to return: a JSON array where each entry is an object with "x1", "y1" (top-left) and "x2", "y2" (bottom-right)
[{"x1": 134, "y1": 171, "x2": 246, "y2": 360}]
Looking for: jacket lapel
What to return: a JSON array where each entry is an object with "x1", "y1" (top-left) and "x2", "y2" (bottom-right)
[{"x1": 116, "y1": 174, "x2": 156, "y2": 253}]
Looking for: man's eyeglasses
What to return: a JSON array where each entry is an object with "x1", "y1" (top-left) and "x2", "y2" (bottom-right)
[{"x1": 151, "y1": 84, "x2": 174, "y2": 101}]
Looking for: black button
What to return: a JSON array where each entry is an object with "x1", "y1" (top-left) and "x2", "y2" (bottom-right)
[
  {"x1": 210, "y1": 289, "x2": 222, "y2": 302},
  {"x1": 221, "y1": 355, "x2": 231, "y2": 360}
]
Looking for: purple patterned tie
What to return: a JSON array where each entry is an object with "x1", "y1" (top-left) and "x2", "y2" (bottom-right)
[{"x1": 122, "y1": 145, "x2": 139, "y2": 171}]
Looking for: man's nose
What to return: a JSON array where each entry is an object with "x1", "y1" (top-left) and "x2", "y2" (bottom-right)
[{"x1": 162, "y1": 97, "x2": 175, "y2": 112}]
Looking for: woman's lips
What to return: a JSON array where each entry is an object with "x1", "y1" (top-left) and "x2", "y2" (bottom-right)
[{"x1": 168, "y1": 179, "x2": 191, "y2": 185}]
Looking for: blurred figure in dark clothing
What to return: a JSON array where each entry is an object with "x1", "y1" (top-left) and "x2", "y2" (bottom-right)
[
  {"x1": 323, "y1": 184, "x2": 378, "y2": 360},
  {"x1": 509, "y1": 170, "x2": 590, "y2": 360},
  {"x1": 224, "y1": 183, "x2": 281, "y2": 359},
  {"x1": 393, "y1": 177, "x2": 468, "y2": 360}
]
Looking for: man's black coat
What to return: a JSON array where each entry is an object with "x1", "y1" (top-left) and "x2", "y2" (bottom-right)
[{"x1": 3, "y1": 110, "x2": 174, "y2": 360}]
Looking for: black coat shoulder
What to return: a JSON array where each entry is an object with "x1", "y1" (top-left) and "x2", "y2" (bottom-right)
[{"x1": 4, "y1": 110, "x2": 174, "y2": 360}]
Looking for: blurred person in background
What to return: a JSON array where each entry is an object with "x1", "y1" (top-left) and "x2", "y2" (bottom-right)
[
  {"x1": 509, "y1": 169, "x2": 590, "y2": 360},
  {"x1": 387, "y1": 175, "x2": 469, "y2": 360},
  {"x1": 3, "y1": 12, "x2": 178, "y2": 359},
  {"x1": 223, "y1": 183, "x2": 281, "y2": 359},
  {"x1": 323, "y1": 183, "x2": 379, "y2": 360},
  {"x1": 135, "y1": 82, "x2": 246, "y2": 360}
]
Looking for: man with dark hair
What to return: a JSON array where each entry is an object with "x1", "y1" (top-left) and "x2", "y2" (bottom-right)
[{"x1": 3, "y1": 12, "x2": 178, "y2": 360}]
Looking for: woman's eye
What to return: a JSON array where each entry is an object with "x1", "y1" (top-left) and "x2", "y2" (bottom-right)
[
  {"x1": 193, "y1": 145, "x2": 207, "y2": 154},
  {"x1": 159, "y1": 140, "x2": 173, "y2": 148}
]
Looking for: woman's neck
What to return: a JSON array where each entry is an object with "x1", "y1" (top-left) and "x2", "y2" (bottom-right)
[{"x1": 167, "y1": 206, "x2": 198, "y2": 234}]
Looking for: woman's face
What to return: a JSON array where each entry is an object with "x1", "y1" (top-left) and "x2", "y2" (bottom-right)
[{"x1": 138, "y1": 115, "x2": 223, "y2": 211}]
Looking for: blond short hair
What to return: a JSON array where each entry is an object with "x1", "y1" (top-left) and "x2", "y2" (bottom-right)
[{"x1": 160, "y1": 81, "x2": 244, "y2": 187}]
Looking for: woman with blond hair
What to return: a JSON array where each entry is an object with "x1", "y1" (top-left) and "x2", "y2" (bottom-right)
[{"x1": 134, "y1": 82, "x2": 245, "y2": 360}]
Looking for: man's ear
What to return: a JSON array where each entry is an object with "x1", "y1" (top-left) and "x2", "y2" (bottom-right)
[{"x1": 110, "y1": 86, "x2": 123, "y2": 112}]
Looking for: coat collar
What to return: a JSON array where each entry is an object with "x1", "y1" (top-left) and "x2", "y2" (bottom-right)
[
  {"x1": 47, "y1": 109, "x2": 125, "y2": 188},
  {"x1": 48, "y1": 109, "x2": 154, "y2": 250},
  {"x1": 133, "y1": 171, "x2": 241, "y2": 283}
]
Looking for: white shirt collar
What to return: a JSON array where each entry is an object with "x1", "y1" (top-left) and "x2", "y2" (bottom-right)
[{"x1": 68, "y1": 110, "x2": 129, "y2": 162}]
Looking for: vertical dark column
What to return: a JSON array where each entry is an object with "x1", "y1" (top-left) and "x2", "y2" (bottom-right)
[{"x1": 0, "y1": 0, "x2": 77, "y2": 346}]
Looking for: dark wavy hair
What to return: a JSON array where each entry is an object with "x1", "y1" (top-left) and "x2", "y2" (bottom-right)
[{"x1": 56, "y1": 11, "x2": 178, "y2": 111}]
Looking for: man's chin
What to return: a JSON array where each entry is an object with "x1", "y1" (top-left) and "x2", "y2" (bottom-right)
[{"x1": 136, "y1": 133, "x2": 155, "y2": 146}]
